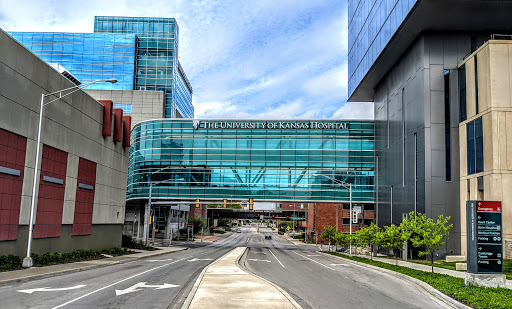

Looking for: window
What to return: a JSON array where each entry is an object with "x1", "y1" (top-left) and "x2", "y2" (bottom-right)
[
  {"x1": 459, "y1": 65, "x2": 467, "y2": 122},
  {"x1": 474, "y1": 56, "x2": 479, "y2": 114},
  {"x1": 444, "y1": 70, "x2": 451, "y2": 181},
  {"x1": 402, "y1": 88, "x2": 405, "y2": 187},
  {"x1": 467, "y1": 117, "x2": 483, "y2": 175}
]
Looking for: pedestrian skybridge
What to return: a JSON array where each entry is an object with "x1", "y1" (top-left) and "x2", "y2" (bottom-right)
[{"x1": 127, "y1": 119, "x2": 375, "y2": 204}]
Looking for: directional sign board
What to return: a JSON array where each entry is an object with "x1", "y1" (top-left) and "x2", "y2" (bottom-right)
[{"x1": 466, "y1": 201, "x2": 503, "y2": 274}]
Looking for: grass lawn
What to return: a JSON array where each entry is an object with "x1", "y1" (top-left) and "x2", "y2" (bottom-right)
[
  {"x1": 385, "y1": 257, "x2": 512, "y2": 280},
  {"x1": 327, "y1": 252, "x2": 512, "y2": 309}
]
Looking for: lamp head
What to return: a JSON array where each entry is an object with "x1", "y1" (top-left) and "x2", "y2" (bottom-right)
[
  {"x1": 312, "y1": 174, "x2": 319, "y2": 177},
  {"x1": 105, "y1": 78, "x2": 118, "y2": 84}
]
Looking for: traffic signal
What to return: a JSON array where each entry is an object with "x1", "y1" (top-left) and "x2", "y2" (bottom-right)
[
  {"x1": 224, "y1": 199, "x2": 227, "y2": 208},
  {"x1": 287, "y1": 216, "x2": 290, "y2": 219},
  {"x1": 196, "y1": 199, "x2": 200, "y2": 208},
  {"x1": 249, "y1": 198, "x2": 254, "y2": 210},
  {"x1": 257, "y1": 214, "x2": 260, "y2": 217},
  {"x1": 272, "y1": 215, "x2": 275, "y2": 218}
]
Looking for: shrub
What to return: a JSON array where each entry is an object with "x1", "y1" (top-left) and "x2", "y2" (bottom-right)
[{"x1": 0, "y1": 254, "x2": 22, "y2": 272}]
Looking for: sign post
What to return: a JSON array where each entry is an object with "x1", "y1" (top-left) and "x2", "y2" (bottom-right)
[{"x1": 465, "y1": 201, "x2": 506, "y2": 287}]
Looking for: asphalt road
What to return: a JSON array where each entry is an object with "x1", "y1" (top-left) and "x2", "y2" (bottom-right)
[
  {"x1": 242, "y1": 226, "x2": 449, "y2": 309},
  {"x1": 0, "y1": 226, "x2": 450, "y2": 309},
  {"x1": 0, "y1": 229, "x2": 251, "y2": 309}
]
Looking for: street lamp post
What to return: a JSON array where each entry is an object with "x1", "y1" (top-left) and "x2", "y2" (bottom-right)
[
  {"x1": 146, "y1": 178, "x2": 184, "y2": 246},
  {"x1": 313, "y1": 174, "x2": 353, "y2": 255},
  {"x1": 22, "y1": 78, "x2": 117, "y2": 268}
]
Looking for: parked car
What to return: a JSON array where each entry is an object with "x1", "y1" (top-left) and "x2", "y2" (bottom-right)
[
  {"x1": 265, "y1": 234, "x2": 272, "y2": 239},
  {"x1": 237, "y1": 229, "x2": 242, "y2": 233}
]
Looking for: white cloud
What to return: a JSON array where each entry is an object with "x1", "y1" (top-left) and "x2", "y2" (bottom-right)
[
  {"x1": 331, "y1": 102, "x2": 374, "y2": 120},
  {"x1": 0, "y1": 0, "x2": 358, "y2": 120}
]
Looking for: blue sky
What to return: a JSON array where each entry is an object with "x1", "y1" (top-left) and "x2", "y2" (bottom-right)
[{"x1": 0, "y1": 0, "x2": 373, "y2": 119}]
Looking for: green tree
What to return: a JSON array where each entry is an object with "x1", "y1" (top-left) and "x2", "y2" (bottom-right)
[
  {"x1": 377, "y1": 224, "x2": 410, "y2": 265},
  {"x1": 406, "y1": 212, "x2": 453, "y2": 273},
  {"x1": 321, "y1": 226, "x2": 336, "y2": 250},
  {"x1": 188, "y1": 217, "x2": 206, "y2": 234},
  {"x1": 355, "y1": 223, "x2": 380, "y2": 260},
  {"x1": 279, "y1": 221, "x2": 293, "y2": 232},
  {"x1": 334, "y1": 232, "x2": 350, "y2": 252}
]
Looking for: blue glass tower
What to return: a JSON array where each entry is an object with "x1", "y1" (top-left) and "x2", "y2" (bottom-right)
[
  {"x1": 94, "y1": 16, "x2": 193, "y2": 118},
  {"x1": 348, "y1": 0, "x2": 418, "y2": 99},
  {"x1": 9, "y1": 16, "x2": 193, "y2": 118}
]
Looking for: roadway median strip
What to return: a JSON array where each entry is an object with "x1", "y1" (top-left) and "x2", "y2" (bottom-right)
[{"x1": 182, "y1": 247, "x2": 301, "y2": 309}]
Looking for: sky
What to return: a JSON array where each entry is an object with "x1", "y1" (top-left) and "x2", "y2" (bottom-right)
[{"x1": 0, "y1": 0, "x2": 373, "y2": 120}]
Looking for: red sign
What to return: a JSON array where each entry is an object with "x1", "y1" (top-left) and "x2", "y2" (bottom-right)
[{"x1": 476, "y1": 201, "x2": 502, "y2": 213}]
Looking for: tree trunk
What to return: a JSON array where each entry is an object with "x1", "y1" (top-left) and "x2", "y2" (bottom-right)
[{"x1": 431, "y1": 251, "x2": 434, "y2": 273}]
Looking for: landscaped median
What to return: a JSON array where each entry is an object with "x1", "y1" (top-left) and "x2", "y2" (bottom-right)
[{"x1": 326, "y1": 252, "x2": 512, "y2": 309}]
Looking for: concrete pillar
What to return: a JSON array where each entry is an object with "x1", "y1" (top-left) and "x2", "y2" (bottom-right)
[
  {"x1": 164, "y1": 208, "x2": 172, "y2": 245},
  {"x1": 142, "y1": 202, "x2": 149, "y2": 245}
]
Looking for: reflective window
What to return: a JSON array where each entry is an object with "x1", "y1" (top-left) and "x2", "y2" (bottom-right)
[
  {"x1": 467, "y1": 117, "x2": 483, "y2": 175},
  {"x1": 127, "y1": 120, "x2": 375, "y2": 203},
  {"x1": 348, "y1": 0, "x2": 418, "y2": 97}
]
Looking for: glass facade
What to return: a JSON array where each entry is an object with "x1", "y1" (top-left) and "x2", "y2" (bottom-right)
[
  {"x1": 9, "y1": 32, "x2": 136, "y2": 92},
  {"x1": 348, "y1": 0, "x2": 418, "y2": 97},
  {"x1": 94, "y1": 16, "x2": 193, "y2": 118},
  {"x1": 9, "y1": 16, "x2": 193, "y2": 118},
  {"x1": 467, "y1": 117, "x2": 483, "y2": 175},
  {"x1": 127, "y1": 119, "x2": 375, "y2": 203}
]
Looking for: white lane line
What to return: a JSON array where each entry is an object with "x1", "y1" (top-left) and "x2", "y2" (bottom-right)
[
  {"x1": 294, "y1": 251, "x2": 335, "y2": 270},
  {"x1": 52, "y1": 256, "x2": 193, "y2": 309},
  {"x1": 268, "y1": 249, "x2": 285, "y2": 269}
]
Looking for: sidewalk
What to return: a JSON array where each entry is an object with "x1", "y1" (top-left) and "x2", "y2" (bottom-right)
[
  {"x1": 0, "y1": 246, "x2": 187, "y2": 286},
  {"x1": 327, "y1": 252, "x2": 512, "y2": 290},
  {"x1": 183, "y1": 247, "x2": 301, "y2": 309}
]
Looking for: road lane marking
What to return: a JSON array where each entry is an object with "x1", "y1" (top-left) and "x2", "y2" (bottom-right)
[
  {"x1": 306, "y1": 254, "x2": 321, "y2": 257},
  {"x1": 330, "y1": 264, "x2": 350, "y2": 266},
  {"x1": 18, "y1": 285, "x2": 86, "y2": 294},
  {"x1": 294, "y1": 251, "x2": 335, "y2": 270},
  {"x1": 268, "y1": 249, "x2": 285, "y2": 269},
  {"x1": 188, "y1": 258, "x2": 213, "y2": 262},
  {"x1": 247, "y1": 259, "x2": 271, "y2": 263},
  {"x1": 147, "y1": 258, "x2": 173, "y2": 262},
  {"x1": 115, "y1": 282, "x2": 179, "y2": 296},
  {"x1": 51, "y1": 256, "x2": 193, "y2": 309}
]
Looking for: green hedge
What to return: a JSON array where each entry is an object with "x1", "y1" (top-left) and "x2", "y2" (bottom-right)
[
  {"x1": 0, "y1": 247, "x2": 135, "y2": 271},
  {"x1": 326, "y1": 252, "x2": 512, "y2": 309},
  {"x1": 213, "y1": 229, "x2": 225, "y2": 234},
  {"x1": 0, "y1": 254, "x2": 22, "y2": 271}
]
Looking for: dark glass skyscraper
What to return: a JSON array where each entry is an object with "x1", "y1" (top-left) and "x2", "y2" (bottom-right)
[
  {"x1": 9, "y1": 16, "x2": 193, "y2": 118},
  {"x1": 348, "y1": 0, "x2": 512, "y2": 256}
]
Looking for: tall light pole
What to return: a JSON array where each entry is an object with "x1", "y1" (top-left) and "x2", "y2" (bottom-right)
[
  {"x1": 313, "y1": 174, "x2": 353, "y2": 255},
  {"x1": 22, "y1": 78, "x2": 117, "y2": 268},
  {"x1": 146, "y1": 178, "x2": 184, "y2": 246}
]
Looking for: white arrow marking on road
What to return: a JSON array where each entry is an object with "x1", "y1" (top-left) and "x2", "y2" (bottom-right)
[
  {"x1": 188, "y1": 258, "x2": 214, "y2": 262},
  {"x1": 147, "y1": 258, "x2": 173, "y2": 262},
  {"x1": 247, "y1": 259, "x2": 271, "y2": 263},
  {"x1": 115, "y1": 282, "x2": 179, "y2": 296},
  {"x1": 18, "y1": 285, "x2": 86, "y2": 294}
]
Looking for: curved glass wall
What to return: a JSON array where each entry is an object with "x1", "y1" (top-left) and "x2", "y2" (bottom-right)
[{"x1": 127, "y1": 119, "x2": 375, "y2": 203}]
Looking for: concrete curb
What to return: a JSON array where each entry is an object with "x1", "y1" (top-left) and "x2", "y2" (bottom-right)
[
  {"x1": 323, "y1": 252, "x2": 471, "y2": 309},
  {"x1": 0, "y1": 247, "x2": 188, "y2": 287},
  {"x1": 238, "y1": 248, "x2": 303, "y2": 309},
  {"x1": 180, "y1": 248, "x2": 236, "y2": 309}
]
